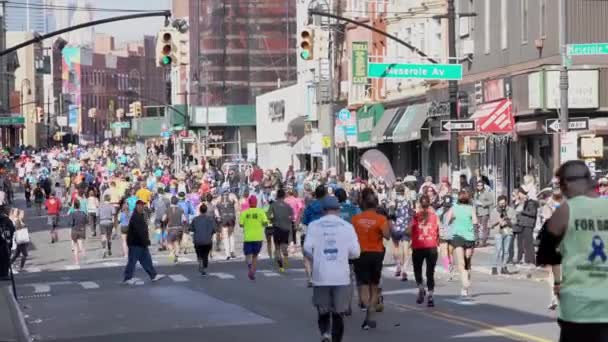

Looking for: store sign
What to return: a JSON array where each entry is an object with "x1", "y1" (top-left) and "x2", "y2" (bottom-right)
[
  {"x1": 560, "y1": 132, "x2": 579, "y2": 162},
  {"x1": 483, "y1": 78, "x2": 510, "y2": 103},
  {"x1": 427, "y1": 101, "x2": 450, "y2": 117},
  {"x1": 352, "y1": 42, "x2": 369, "y2": 84},
  {"x1": 268, "y1": 100, "x2": 285, "y2": 122},
  {"x1": 335, "y1": 108, "x2": 357, "y2": 144},
  {"x1": 545, "y1": 69, "x2": 599, "y2": 109},
  {"x1": 581, "y1": 137, "x2": 603, "y2": 158}
]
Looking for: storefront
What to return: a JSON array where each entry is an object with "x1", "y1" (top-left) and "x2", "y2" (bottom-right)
[{"x1": 353, "y1": 103, "x2": 385, "y2": 177}]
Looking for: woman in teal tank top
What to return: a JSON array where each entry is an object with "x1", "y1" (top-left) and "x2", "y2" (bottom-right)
[{"x1": 447, "y1": 190, "x2": 478, "y2": 298}]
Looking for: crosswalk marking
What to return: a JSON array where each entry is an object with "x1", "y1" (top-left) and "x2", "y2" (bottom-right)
[
  {"x1": 102, "y1": 262, "x2": 121, "y2": 267},
  {"x1": 132, "y1": 277, "x2": 144, "y2": 285},
  {"x1": 25, "y1": 267, "x2": 41, "y2": 273},
  {"x1": 33, "y1": 284, "x2": 51, "y2": 293},
  {"x1": 79, "y1": 281, "x2": 100, "y2": 289},
  {"x1": 64, "y1": 265, "x2": 81, "y2": 270},
  {"x1": 208, "y1": 272, "x2": 236, "y2": 279},
  {"x1": 178, "y1": 257, "x2": 194, "y2": 263},
  {"x1": 168, "y1": 274, "x2": 189, "y2": 282},
  {"x1": 259, "y1": 270, "x2": 280, "y2": 277}
]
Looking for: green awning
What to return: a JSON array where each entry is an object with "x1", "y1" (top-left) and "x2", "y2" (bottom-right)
[
  {"x1": 356, "y1": 103, "x2": 384, "y2": 147},
  {"x1": 385, "y1": 103, "x2": 428, "y2": 143},
  {"x1": 370, "y1": 107, "x2": 405, "y2": 144}
]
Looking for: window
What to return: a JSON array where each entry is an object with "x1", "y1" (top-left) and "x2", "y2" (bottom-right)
[
  {"x1": 521, "y1": 0, "x2": 528, "y2": 44},
  {"x1": 484, "y1": 0, "x2": 490, "y2": 54},
  {"x1": 539, "y1": 0, "x2": 546, "y2": 38},
  {"x1": 500, "y1": 0, "x2": 508, "y2": 50}
]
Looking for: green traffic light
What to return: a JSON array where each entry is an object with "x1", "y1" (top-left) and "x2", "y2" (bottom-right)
[
  {"x1": 300, "y1": 51, "x2": 310, "y2": 60},
  {"x1": 162, "y1": 56, "x2": 172, "y2": 65}
]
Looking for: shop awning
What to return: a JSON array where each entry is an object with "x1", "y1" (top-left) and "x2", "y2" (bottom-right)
[
  {"x1": 370, "y1": 107, "x2": 405, "y2": 144},
  {"x1": 384, "y1": 103, "x2": 429, "y2": 143},
  {"x1": 470, "y1": 99, "x2": 514, "y2": 134}
]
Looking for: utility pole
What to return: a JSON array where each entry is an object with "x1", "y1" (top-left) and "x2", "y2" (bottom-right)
[
  {"x1": 46, "y1": 93, "x2": 51, "y2": 147},
  {"x1": 558, "y1": 0, "x2": 569, "y2": 165},
  {"x1": 447, "y1": 0, "x2": 459, "y2": 177}
]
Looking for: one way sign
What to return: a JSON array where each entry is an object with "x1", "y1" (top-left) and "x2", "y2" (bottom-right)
[
  {"x1": 441, "y1": 120, "x2": 476, "y2": 132},
  {"x1": 545, "y1": 118, "x2": 589, "y2": 134}
]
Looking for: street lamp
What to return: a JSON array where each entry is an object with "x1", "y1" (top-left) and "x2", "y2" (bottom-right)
[{"x1": 88, "y1": 107, "x2": 97, "y2": 144}]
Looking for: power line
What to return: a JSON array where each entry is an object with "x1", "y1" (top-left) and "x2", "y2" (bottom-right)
[{"x1": 5, "y1": 1, "x2": 166, "y2": 13}]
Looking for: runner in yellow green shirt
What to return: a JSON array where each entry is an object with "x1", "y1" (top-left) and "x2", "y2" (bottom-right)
[{"x1": 239, "y1": 195, "x2": 269, "y2": 280}]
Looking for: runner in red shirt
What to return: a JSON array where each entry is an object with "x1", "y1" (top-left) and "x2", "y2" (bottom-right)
[
  {"x1": 45, "y1": 192, "x2": 62, "y2": 243},
  {"x1": 408, "y1": 194, "x2": 440, "y2": 307}
]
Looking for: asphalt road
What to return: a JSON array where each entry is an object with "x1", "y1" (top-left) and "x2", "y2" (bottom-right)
[{"x1": 9, "y1": 190, "x2": 560, "y2": 341}]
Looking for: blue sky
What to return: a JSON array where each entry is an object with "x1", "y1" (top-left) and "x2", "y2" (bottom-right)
[{"x1": 93, "y1": 0, "x2": 172, "y2": 43}]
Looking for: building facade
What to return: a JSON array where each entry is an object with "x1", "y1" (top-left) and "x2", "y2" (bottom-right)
[{"x1": 4, "y1": 0, "x2": 50, "y2": 33}]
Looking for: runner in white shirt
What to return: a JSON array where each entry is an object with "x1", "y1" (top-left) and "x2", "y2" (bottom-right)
[{"x1": 304, "y1": 196, "x2": 360, "y2": 342}]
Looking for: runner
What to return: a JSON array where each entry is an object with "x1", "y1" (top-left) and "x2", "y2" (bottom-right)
[
  {"x1": 86, "y1": 189, "x2": 99, "y2": 237},
  {"x1": 447, "y1": 189, "x2": 478, "y2": 298},
  {"x1": 351, "y1": 188, "x2": 390, "y2": 330},
  {"x1": 190, "y1": 203, "x2": 217, "y2": 275},
  {"x1": 33, "y1": 182, "x2": 45, "y2": 216},
  {"x1": 215, "y1": 190, "x2": 238, "y2": 260},
  {"x1": 69, "y1": 200, "x2": 88, "y2": 265},
  {"x1": 239, "y1": 195, "x2": 268, "y2": 280},
  {"x1": 436, "y1": 195, "x2": 454, "y2": 276},
  {"x1": 118, "y1": 203, "x2": 131, "y2": 258},
  {"x1": 152, "y1": 188, "x2": 170, "y2": 251},
  {"x1": 304, "y1": 196, "x2": 360, "y2": 342},
  {"x1": 98, "y1": 195, "x2": 116, "y2": 258},
  {"x1": 164, "y1": 196, "x2": 185, "y2": 263},
  {"x1": 44, "y1": 192, "x2": 62, "y2": 243},
  {"x1": 389, "y1": 184, "x2": 413, "y2": 281},
  {"x1": 301, "y1": 185, "x2": 328, "y2": 287},
  {"x1": 267, "y1": 188, "x2": 294, "y2": 272},
  {"x1": 408, "y1": 194, "x2": 440, "y2": 307}
]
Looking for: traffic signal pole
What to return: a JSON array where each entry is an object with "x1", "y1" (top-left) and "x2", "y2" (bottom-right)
[
  {"x1": 0, "y1": 10, "x2": 171, "y2": 57},
  {"x1": 447, "y1": 0, "x2": 460, "y2": 178}
]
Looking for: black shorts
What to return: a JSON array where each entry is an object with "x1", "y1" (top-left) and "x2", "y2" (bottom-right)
[
  {"x1": 558, "y1": 320, "x2": 608, "y2": 342},
  {"x1": 265, "y1": 226, "x2": 274, "y2": 238},
  {"x1": 273, "y1": 228, "x2": 290, "y2": 245},
  {"x1": 450, "y1": 235, "x2": 476, "y2": 249},
  {"x1": 354, "y1": 251, "x2": 384, "y2": 285},
  {"x1": 220, "y1": 217, "x2": 235, "y2": 227}
]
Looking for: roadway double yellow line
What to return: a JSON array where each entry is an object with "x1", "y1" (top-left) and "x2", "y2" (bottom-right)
[{"x1": 388, "y1": 301, "x2": 553, "y2": 342}]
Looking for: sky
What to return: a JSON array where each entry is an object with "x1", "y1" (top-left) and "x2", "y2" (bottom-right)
[{"x1": 91, "y1": 0, "x2": 172, "y2": 43}]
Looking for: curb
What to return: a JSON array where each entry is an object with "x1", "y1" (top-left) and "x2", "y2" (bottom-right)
[{"x1": 2, "y1": 284, "x2": 32, "y2": 342}]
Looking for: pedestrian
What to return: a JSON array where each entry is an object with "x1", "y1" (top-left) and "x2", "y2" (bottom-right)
[
  {"x1": 86, "y1": 189, "x2": 99, "y2": 237},
  {"x1": 447, "y1": 189, "x2": 477, "y2": 298},
  {"x1": 10, "y1": 209, "x2": 29, "y2": 271},
  {"x1": 537, "y1": 160, "x2": 608, "y2": 341},
  {"x1": 152, "y1": 187, "x2": 170, "y2": 251},
  {"x1": 122, "y1": 200, "x2": 165, "y2": 285},
  {"x1": 267, "y1": 188, "x2": 294, "y2": 272},
  {"x1": 351, "y1": 188, "x2": 390, "y2": 330},
  {"x1": 239, "y1": 195, "x2": 269, "y2": 280},
  {"x1": 407, "y1": 194, "x2": 440, "y2": 307},
  {"x1": 33, "y1": 183, "x2": 45, "y2": 216},
  {"x1": 303, "y1": 196, "x2": 360, "y2": 342},
  {"x1": 69, "y1": 200, "x2": 88, "y2": 265},
  {"x1": 489, "y1": 195, "x2": 516, "y2": 275},
  {"x1": 164, "y1": 196, "x2": 185, "y2": 263},
  {"x1": 513, "y1": 187, "x2": 538, "y2": 266},
  {"x1": 45, "y1": 191, "x2": 62, "y2": 243},
  {"x1": 98, "y1": 195, "x2": 116, "y2": 258},
  {"x1": 0, "y1": 205, "x2": 16, "y2": 280},
  {"x1": 189, "y1": 203, "x2": 217, "y2": 275},
  {"x1": 118, "y1": 203, "x2": 131, "y2": 258},
  {"x1": 474, "y1": 181, "x2": 494, "y2": 247}
]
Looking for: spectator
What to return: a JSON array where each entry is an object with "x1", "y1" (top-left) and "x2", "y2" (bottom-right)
[{"x1": 489, "y1": 195, "x2": 516, "y2": 275}]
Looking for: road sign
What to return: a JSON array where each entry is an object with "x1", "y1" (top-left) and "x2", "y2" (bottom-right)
[
  {"x1": 545, "y1": 118, "x2": 589, "y2": 134},
  {"x1": 110, "y1": 122, "x2": 130, "y2": 129},
  {"x1": 567, "y1": 43, "x2": 608, "y2": 56},
  {"x1": 161, "y1": 131, "x2": 171, "y2": 138},
  {"x1": 440, "y1": 120, "x2": 476, "y2": 132},
  {"x1": 368, "y1": 63, "x2": 463, "y2": 80},
  {"x1": 337, "y1": 108, "x2": 350, "y2": 121},
  {"x1": 0, "y1": 116, "x2": 25, "y2": 126}
]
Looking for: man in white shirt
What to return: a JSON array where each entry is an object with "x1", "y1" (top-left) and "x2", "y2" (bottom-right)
[{"x1": 304, "y1": 196, "x2": 360, "y2": 342}]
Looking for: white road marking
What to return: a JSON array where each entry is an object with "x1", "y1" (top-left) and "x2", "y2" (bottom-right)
[
  {"x1": 102, "y1": 262, "x2": 121, "y2": 267},
  {"x1": 208, "y1": 272, "x2": 236, "y2": 280},
  {"x1": 382, "y1": 289, "x2": 418, "y2": 296},
  {"x1": 132, "y1": 277, "x2": 144, "y2": 285},
  {"x1": 25, "y1": 267, "x2": 41, "y2": 273},
  {"x1": 64, "y1": 265, "x2": 80, "y2": 270},
  {"x1": 33, "y1": 284, "x2": 51, "y2": 293},
  {"x1": 168, "y1": 274, "x2": 189, "y2": 282},
  {"x1": 259, "y1": 270, "x2": 280, "y2": 277},
  {"x1": 178, "y1": 257, "x2": 194, "y2": 262},
  {"x1": 445, "y1": 298, "x2": 477, "y2": 306},
  {"x1": 79, "y1": 281, "x2": 100, "y2": 289}
]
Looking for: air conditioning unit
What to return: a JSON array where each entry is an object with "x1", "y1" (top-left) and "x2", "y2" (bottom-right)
[{"x1": 462, "y1": 39, "x2": 474, "y2": 56}]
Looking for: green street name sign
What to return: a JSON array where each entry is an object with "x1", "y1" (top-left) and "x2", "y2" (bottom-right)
[
  {"x1": 368, "y1": 63, "x2": 463, "y2": 80},
  {"x1": 111, "y1": 122, "x2": 130, "y2": 129},
  {"x1": 0, "y1": 116, "x2": 25, "y2": 126},
  {"x1": 567, "y1": 43, "x2": 608, "y2": 56}
]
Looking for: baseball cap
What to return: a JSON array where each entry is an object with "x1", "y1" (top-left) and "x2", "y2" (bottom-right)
[
  {"x1": 248, "y1": 195, "x2": 258, "y2": 207},
  {"x1": 322, "y1": 196, "x2": 340, "y2": 211},
  {"x1": 135, "y1": 200, "x2": 145, "y2": 205}
]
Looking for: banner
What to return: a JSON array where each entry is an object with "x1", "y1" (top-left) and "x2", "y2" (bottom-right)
[{"x1": 352, "y1": 41, "x2": 368, "y2": 84}]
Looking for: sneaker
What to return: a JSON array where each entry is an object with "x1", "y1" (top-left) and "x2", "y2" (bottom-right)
[
  {"x1": 321, "y1": 332, "x2": 332, "y2": 342},
  {"x1": 307, "y1": 280, "x2": 313, "y2": 288},
  {"x1": 345, "y1": 307, "x2": 352, "y2": 317},
  {"x1": 416, "y1": 288, "x2": 426, "y2": 304},
  {"x1": 230, "y1": 252, "x2": 236, "y2": 258},
  {"x1": 279, "y1": 267, "x2": 285, "y2": 273},
  {"x1": 491, "y1": 267, "x2": 498, "y2": 275},
  {"x1": 108, "y1": 250, "x2": 112, "y2": 257},
  {"x1": 226, "y1": 256, "x2": 231, "y2": 261},
  {"x1": 394, "y1": 268, "x2": 401, "y2": 277},
  {"x1": 151, "y1": 274, "x2": 166, "y2": 282},
  {"x1": 248, "y1": 269, "x2": 255, "y2": 280},
  {"x1": 122, "y1": 278, "x2": 137, "y2": 286},
  {"x1": 461, "y1": 288, "x2": 469, "y2": 298},
  {"x1": 173, "y1": 255, "x2": 179, "y2": 264},
  {"x1": 102, "y1": 251, "x2": 107, "y2": 259},
  {"x1": 500, "y1": 267, "x2": 510, "y2": 275},
  {"x1": 427, "y1": 295, "x2": 435, "y2": 307},
  {"x1": 361, "y1": 320, "x2": 370, "y2": 331},
  {"x1": 201, "y1": 271, "x2": 207, "y2": 276},
  {"x1": 375, "y1": 295, "x2": 384, "y2": 312},
  {"x1": 401, "y1": 273, "x2": 408, "y2": 282}
]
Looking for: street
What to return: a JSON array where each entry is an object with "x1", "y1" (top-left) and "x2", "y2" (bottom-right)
[{"x1": 10, "y1": 195, "x2": 560, "y2": 342}]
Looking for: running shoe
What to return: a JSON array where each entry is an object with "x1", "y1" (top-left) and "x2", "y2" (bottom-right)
[
  {"x1": 122, "y1": 278, "x2": 137, "y2": 286},
  {"x1": 321, "y1": 332, "x2": 332, "y2": 342},
  {"x1": 152, "y1": 274, "x2": 166, "y2": 282},
  {"x1": 401, "y1": 272, "x2": 408, "y2": 282},
  {"x1": 416, "y1": 288, "x2": 426, "y2": 304},
  {"x1": 248, "y1": 269, "x2": 255, "y2": 280},
  {"x1": 307, "y1": 280, "x2": 313, "y2": 288},
  {"x1": 376, "y1": 295, "x2": 384, "y2": 312},
  {"x1": 394, "y1": 268, "x2": 401, "y2": 278},
  {"x1": 427, "y1": 295, "x2": 435, "y2": 307},
  {"x1": 460, "y1": 288, "x2": 469, "y2": 298},
  {"x1": 230, "y1": 252, "x2": 236, "y2": 258},
  {"x1": 279, "y1": 267, "x2": 285, "y2": 273}
]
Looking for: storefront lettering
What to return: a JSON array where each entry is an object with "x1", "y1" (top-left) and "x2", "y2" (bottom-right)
[{"x1": 359, "y1": 117, "x2": 373, "y2": 133}]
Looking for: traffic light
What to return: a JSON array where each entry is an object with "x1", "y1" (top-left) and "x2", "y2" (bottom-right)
[
  {"x1": 299, "y1": 27, "x2": 314, "y2": 60},
  {"x1": 36, "y1": 107, "x2": 44, "y2": 123},
  {"x1": 314, "y1": 29, "x2": 330, "y2": 59},
  {"x1": 128, "y1": 102, "x2": 136, "y2": 116},
  {"x1": 133, "y1": 101, "x2": 142, "y2": 117},
  {"x1": 156, "y1": 28, "x2": 177, "y2": 67}
]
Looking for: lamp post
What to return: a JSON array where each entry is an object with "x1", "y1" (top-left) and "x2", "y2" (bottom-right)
[{"x1": 88, "y1": 107, "x2": 97, "y2": 144}]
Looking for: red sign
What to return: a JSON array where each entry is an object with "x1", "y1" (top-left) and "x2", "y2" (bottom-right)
[{"x1": 471, "y1": 99, "x2": 514, "y2": 134}]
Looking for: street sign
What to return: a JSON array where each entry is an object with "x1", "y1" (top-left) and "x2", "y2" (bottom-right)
[
  {"x1": 110, "y1": 122, "x2": 130, "y2": 129},
  {"x1": 545, "y1": 118, "x2": 589, "y2": 134},
  {"x1": 0, "y1": 116, "x2": 25, "y2": 126},
  {"x1": 368, "y1": 63, "x2": 463, "y2": 80},
  {"x1": 337, "y1": 108, "x2": 350, "y2": 121},
  {"x1": 567, "y1": 43, "x2": 608, "y2": 56},
  {"x1": 440, "y1": 120, "x2": 476, "y2": 132}
]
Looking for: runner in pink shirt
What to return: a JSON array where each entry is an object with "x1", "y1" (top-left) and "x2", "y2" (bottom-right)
[{"x1": 284, "y1": 189, "x2": 305, "y2": 252}]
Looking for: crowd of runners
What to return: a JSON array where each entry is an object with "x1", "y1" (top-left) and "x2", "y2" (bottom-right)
[{"x1": 2, "y1": 142, "x2": 608, "y2": 342}]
